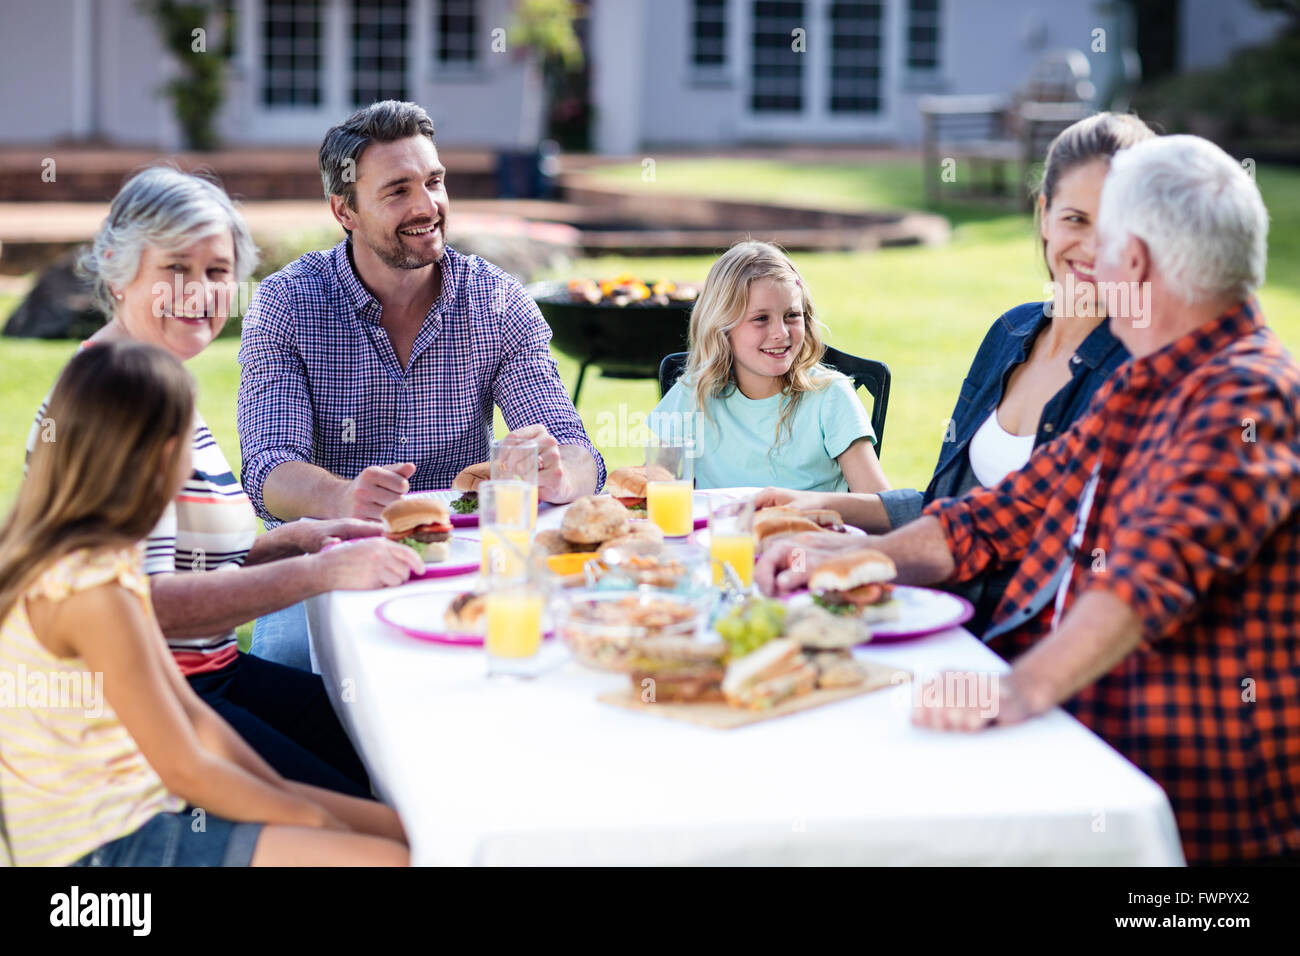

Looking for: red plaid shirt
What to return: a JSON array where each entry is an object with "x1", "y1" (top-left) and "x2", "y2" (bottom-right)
[{"x1": 925, "y1": 299, "x2": 1300, "y2": 864}]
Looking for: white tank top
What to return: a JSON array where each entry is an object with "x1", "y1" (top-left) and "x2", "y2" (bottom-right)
[{"x1": 968, "y1": 408, "x2": 1036, "y2": 488}]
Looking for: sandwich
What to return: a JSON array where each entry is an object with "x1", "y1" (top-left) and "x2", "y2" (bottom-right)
[
  {"x1": 811, "y1": 650, "x2": 868, "y2": 690},
  {"x1": 380, "y1": 496, "x2": 452, "y2": 562},
  {"x1": 753, "y1": 509, "x2": 825, "y2": 548},
  {"x1": 599, "y1": 520, "x2": 664, "y2": 555},
  {"x1": 627, "y1": 636, "x2": 729, "y2": 703},
  {"x1": 721, "y1": 638, "x2": 819, "y2": 710},
  {"x1": 451, "y1": 462, "x2": 491, "y2": 514},
  {"x1": 444, "y1": 591, "x2": 486, "y2": 634},
  {"x1": 560, "y1": 494, "x2": 630, "y2": 544},
  {"x1": 808, "y1": 550, "x2": 900, "y2": 623},
  {"x1": 784, "y1": 604, "x2": 871, "y2": 649},
  {"x1": 606, "y1": 465, "x2": 673, "y2": 517}
]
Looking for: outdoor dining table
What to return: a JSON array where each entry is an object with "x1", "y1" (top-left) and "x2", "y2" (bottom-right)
[{"x1": 305, "y1": 489, "x2": 1186, "y2": 867}]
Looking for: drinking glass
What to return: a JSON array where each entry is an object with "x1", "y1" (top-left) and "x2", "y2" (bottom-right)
[
  {"x1": 484, "y1": 553, "x2": 551, "y2": 679},
  {"x1": 707, "y1": 496, "x2": 756, "y2": 589},
  {"x1": 645, "y1": 439, "x2": 695, "y2": 537},
  {"x1": 490, "y1": 436, "x2": 539, "y2": 526},
  {"x1": 479, "y1": 479, "x2": 533, "y2": 578}
]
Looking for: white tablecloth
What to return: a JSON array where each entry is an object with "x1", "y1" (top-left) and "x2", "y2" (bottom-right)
[{"x1": 306, "y1": 495, "x2": 1185, "y2": 866}]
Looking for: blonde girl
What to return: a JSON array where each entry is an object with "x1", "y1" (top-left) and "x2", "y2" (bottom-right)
[{"x1": 651, "y1": 240, "x2": 888, "y2": 492}]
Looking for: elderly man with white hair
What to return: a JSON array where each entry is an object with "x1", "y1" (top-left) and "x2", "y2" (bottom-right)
[{"x1": 757, "y1": 135, "x2": 1300, "y2": 866}]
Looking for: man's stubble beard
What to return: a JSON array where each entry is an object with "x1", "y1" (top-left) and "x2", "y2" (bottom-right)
[{"x1": 361, "y1": 225, "x2": 444, "y2": 271}]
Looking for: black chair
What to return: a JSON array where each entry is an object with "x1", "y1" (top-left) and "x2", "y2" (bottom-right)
[{"x1": 657, "y1": 346, "x2": 891, "y2": 457}]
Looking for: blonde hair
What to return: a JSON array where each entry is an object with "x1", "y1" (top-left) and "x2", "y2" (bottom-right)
[
  {"x1": 0, "y1": 342, "x2": 195, "y2": 623},
  {"x1": 685, "y1": 240, "x2": 831, "y2": 449}
]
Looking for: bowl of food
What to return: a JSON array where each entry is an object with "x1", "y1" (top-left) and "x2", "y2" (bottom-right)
[
  {"x1": 595, "y1": 540, "x2": 710, "y2": 593},
  {"x1": 558, "y1": 588, "x2": 716, "y2": 672}
]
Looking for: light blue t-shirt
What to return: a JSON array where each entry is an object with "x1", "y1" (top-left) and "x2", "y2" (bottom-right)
[{"x1": 651, "y1": 372, "x2": 875, "y2": 491}]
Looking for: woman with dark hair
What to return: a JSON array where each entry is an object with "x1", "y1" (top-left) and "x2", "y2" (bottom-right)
[{"x1": 757, "y1": 112, "x2": 1156, "y2": 638}]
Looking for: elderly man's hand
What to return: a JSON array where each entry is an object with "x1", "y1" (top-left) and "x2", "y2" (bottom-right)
[
  {"x1": 754, "y1": 531, "x2": 869, "y2": 596},
  {"x1": 910, "y1": 670, "x2": 1050, "y2": 732}
]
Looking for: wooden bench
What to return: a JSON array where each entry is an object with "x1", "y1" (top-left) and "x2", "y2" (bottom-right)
[{"x1": 920, "y1": 50, "x2": 1096, "y2": 208}]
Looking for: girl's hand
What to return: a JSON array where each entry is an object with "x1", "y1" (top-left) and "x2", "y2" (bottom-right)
[
  {"x1": 312, "y1": 538, "x2": 423, "y2": 590},
  {"x1": 751, "y1": 487, "x2": 828, "y2": 512}
]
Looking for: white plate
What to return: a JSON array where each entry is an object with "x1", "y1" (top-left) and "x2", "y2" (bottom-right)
[
  {"x1": 374, "y1": 586, "x2": 556, "y2": 647},
  {"x1": 784, "y1": 585, "x2": 974, "y2": 641}
]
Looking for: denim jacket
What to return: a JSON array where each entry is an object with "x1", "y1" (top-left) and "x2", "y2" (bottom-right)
[{"x1": 877, "y1": 301, "x2": 1129, "y2": 638}]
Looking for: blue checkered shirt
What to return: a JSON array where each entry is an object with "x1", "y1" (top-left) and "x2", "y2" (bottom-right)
[{"x1": 237, "y1": 240, "x2": 604, "y2": 524}]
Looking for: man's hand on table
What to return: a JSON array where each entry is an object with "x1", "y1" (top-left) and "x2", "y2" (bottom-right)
[
  {"x1": 340, "y1": 463, "x2": 416, "y2": 520},
  {"x1": 910, "y1": 670, "x2": 1053, "y2": 732},
  {"x1": 754, "y1": 531, "x2": 876, "y2": 595},
  {"x1": 508, "y1": 423, "x2": 594, "y2": 503}
]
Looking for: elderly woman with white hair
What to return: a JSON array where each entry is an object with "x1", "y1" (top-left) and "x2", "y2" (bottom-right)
[
  {"x1": 759, "y1": 135, "x2": 1300, "y2": 866},
  {"x1": 26, "y1": 165, "x2": 423, "y2": 800}
]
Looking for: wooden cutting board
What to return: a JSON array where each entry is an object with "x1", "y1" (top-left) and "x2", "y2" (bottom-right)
[{"x1": 598, "y1": 658, "x2": 910, "y2": 729}]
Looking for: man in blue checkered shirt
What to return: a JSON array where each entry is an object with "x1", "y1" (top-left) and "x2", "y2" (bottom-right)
[{"x1": 237, "y1": 101, "x2": 604, "y2": 528}]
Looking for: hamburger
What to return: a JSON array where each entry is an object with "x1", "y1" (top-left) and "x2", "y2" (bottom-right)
[
  {"x1": 808, "y1": 550, "x2": 900, "y2": 623},
  {"x1": 606, "y1": 465, "x2": 673, "y2": 516},
  {"x1": 753, "y1": 509, "x2": 825, "y2": 548},
  {"x1": 444, "y1": 591, "x2": 486, "y2": 634},
  {"x1": 560, "y1": 494, "x2": 630, "y2": 544},
  {"x1": 721, "y1": 638, "x2": 819, "y2": 710},
  {"x1": 380, "y1": 496, "x2": 452, "y2": 562},
  {"x1": 628, "y1": 636, "x2": 729, "y2": 703},
  {"x1": 451, "y1": 462, "x2": 491, "y2": 514},
  {"x1": 600, "y1": 519, "x2": 664, "y2": 555}
]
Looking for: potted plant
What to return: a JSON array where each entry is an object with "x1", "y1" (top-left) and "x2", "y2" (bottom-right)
[{"x1": 139, "y1": 0, "x2": 236, "y2": 151}]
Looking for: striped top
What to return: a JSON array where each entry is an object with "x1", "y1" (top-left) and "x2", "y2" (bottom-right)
[
  {"x1": 145, "y1": 413, "x2": 258, "y2": 674},
  {"x1": 28, "y1": 376, "x2": 258, "y2": 677},
  {"x1": 0, "y1": 546, "x2": 186, "y2": 867}
]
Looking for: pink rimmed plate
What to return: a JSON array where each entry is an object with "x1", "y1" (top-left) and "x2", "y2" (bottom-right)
[{"x1": 374, "y1": 589, "x2": 555, "y2": 647}]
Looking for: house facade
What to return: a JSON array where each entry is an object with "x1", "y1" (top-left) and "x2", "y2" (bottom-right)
[{"x1": 0, "y1": 0, "x2": 1285, "y2": 152}]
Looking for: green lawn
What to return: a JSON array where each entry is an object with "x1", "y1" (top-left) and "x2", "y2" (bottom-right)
[{"x1": 4, "y1": 159, "x2": 1299, "y2": 508}]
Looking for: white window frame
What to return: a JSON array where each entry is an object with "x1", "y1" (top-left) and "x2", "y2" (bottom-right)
[
  {"x1": 688, "y1": 0, "x2": 734, "y2": 87},
  {"x1": 902, "y1": 0, "x2": 947, "y2": 92},
  {"x1": 735, "y1": 0, "x2": 900, "y2": 142},
  {"x1": 241, "y1": 0, "x2": 429, "y2": 142},
  {"x1": 431, "y1": 0, "x2": 486, "y2": 79}
]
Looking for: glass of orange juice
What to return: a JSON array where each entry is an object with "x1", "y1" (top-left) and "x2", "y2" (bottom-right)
[
  {"x1": 484, "y1": 549, "x2": 552, "y2": 679},
  {"x1": 480, "y1": 480, "x2": 533, "y2": 577},
  {"x1": 645, "y1": 439, "x2": 695, "y2": 537},
  {"x1": 490, "y1": 436, "x2": 539, "y2": 526},
  {"x1": 707, "y1": 496, "x2": 756, "y2": 589}
]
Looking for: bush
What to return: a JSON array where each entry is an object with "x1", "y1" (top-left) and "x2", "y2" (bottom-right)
[{"x1": 1133, "y1": 31, "x2": 1300, "y2": 153}]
